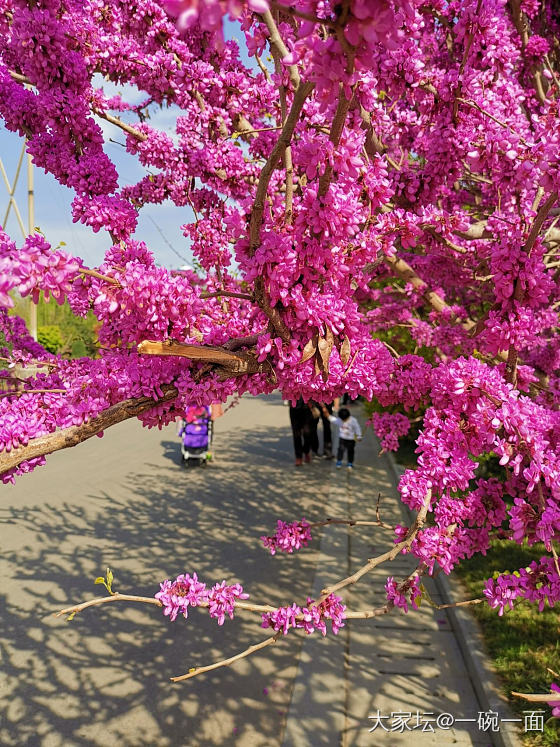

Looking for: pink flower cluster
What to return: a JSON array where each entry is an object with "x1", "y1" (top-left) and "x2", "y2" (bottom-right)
[
  {"x1": 547, "y1": 683, "x2": 560, "y2": 717},
  {"x1": 1, "y1": 230, "x2": 81, "y2": 306},
  {"x1": 155, "y1": 572, "x2": 208, "y2": 621},
  {"x1": 155, "y1": 572, "x2": 249, "y2": 624},
  {"x1": 207, "y1": 581, "x2": 249, "y2": 626},
  {"x1": 164, "y1": 0, "x2": 268, "y2": 46},
  {"x1": 483, "y1": 557, "x2": 560, "y2": 615},
  {"x1": 385, "y1": 576, "x2": 422, "y2": 614},
  {"x1": 261, "y1": 519, "x2": 312, "y2": 555},
  {"x1": 261, "y1": 594, "x2": 346, "y2": 636},
  {"x1": 371, "y1": 412, "x2": 410, "y2": 452}
]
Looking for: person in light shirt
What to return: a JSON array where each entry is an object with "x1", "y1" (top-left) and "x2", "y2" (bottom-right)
[{"x1": 335, "y1": 407, "x2": 362, "y2": 470}]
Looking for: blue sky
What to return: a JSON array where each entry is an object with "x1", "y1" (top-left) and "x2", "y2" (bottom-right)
[
  {"x1": 0, "y1": 112, "x2": 195, "y2": 269},
  {"x1": 0, "y1": 20, "x2": 261, "y2": 270}
]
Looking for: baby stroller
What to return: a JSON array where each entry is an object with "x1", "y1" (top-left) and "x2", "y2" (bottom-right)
[{"x1": 179, "y1": 405, "x2": 213, "y2": 468}]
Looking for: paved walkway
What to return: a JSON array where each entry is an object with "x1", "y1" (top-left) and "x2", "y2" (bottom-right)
[
  {"x1": 283, "y1": 409, "x2": 496, "y2": 746},
  {"x1": 0, "y1": 393, "x2": 519, "y2": 746}
]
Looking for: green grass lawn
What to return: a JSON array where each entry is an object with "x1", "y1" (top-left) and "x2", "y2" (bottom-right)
[{"x1": 453, "y1": 541, "x2": 560, "y2": 746}]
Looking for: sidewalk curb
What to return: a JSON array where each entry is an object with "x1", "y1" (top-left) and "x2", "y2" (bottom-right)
[{"x1": 381, "y1": 449, "x2": 522, "y2": 747}]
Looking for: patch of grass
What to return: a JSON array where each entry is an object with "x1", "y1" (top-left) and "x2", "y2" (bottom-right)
[
  {"x1": 394, "y1": 434, "x2": 420, "y2": 469},
  {"x1": 455, "y1": 541, "x2": 560, "y2": 747}
]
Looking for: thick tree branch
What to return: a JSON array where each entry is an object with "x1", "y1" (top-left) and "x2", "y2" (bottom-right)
[
  {"x1": 523, "y1": 191, "x2": 558, "y2": 254},
  {"x1": 137, "y1": 340, "x2": 265, "y2": 374},
  {"x1": 259, "y1": 10, "x2": 300, "y2": 90},
  {"x1": 269, "y1": 24, "x2": 295, "y2": 222},
  {"x1": 222, "y1": 333, "x2": 262, "y2": 351},
  {"x1": 0, "y1": 386, "x2": 178, "y2": 477},
  {"x1": 249, "y1": 80, "x2": 314, "y2": 255},
  {"x1": 318, "y1": 85, "x2": 354, "y2": 199},
  {"x1": 383, "y1": 254, "x2": 475, "y2": 333},
  {"x1": 247, "y1": 79, "x2": 314, "y2": 343}
]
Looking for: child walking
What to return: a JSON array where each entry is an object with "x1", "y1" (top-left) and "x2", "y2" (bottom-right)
[{"x1": 335, "y1": 408, "x2": 362, "y2": 469}]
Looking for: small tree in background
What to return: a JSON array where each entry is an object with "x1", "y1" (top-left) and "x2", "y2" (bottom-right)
[{"x1": 36, "y1": 324, "x2": 63, "y2": 355}]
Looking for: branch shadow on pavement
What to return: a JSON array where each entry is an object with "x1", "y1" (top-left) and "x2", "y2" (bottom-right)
[{"x1": 0, "y1": 409, "x2": 347, "y2": 747}]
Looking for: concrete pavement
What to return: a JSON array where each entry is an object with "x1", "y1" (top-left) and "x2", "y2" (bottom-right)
[
  {"x1": 2, "y1": 394, "x2": 327, "y2": 745},
  {"x1": 0, "y1": 393, "x2": 521, "y2": 746},
  {"x1": 282, "y1": 407, "x2": 503, "y2": 747}
]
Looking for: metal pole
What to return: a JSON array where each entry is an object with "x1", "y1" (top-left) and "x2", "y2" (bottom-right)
[
  {"x1": 27, "y1": 150, "x2": 37, "y2": 341},
  {"x1": 1, "y1": 138, "x2": 38, "y2": 339},
  {"x1": 0, "y1": 145, "x2": 26, "y2": 236}
]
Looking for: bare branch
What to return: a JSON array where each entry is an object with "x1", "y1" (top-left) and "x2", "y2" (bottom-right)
[
  {"x1": 93, "y1": 109, "x2": 148, "y2": 142},
  {"x1": 77, "y1": 268, "x2": 120, "y2": 285},
  {"x1": 255, "y1": 53, "x2": 272, "y2": 83},
  {"x1": 56, "y1": 593, "x2": 162, "y2": 617},
  {"x1": 171, "y1": 633, "x2": 282, "y2": 682},
  {"x1": 307, "y1": 517, "x2": 394, "y2": 531},
  {"x1": 199, "y1": 290, "x2": 253, "y2": 301},
  {"x1": 9, "y1": 69, "x2": 30, "y2": 85},
  {"x1": 320, "y1": 490, "x2": 432, "y2": 597},
  {"x1": 511, "y1": 690, "x2": 560, "y2": 704}
]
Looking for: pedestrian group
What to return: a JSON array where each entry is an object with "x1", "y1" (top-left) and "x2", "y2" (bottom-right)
[{"x1": 289, "y1": 398, "x2": 362, "y2": 470}]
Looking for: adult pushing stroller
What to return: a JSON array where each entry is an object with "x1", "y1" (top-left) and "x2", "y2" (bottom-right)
[{"x1": 179, "y1": 405, "x2": 213, "y2": 467}]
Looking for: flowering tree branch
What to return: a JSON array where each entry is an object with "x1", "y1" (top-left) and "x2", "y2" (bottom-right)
[
  {"x1": 249, "y1": 80, "x2": 315, "y2": 255},
  {"x1": 0, "y1": 386, "x2": 178, "y2": 477},
  {"x1": 259, "y1": 9, "x2": 300, "y2": 90},
  {"x1": 505, "y1": 191, "x2": 558, "y2": 385},
  {"x1": 2, "y1": 0, "x2": 560, "y2": 706},
  {"x1": 321, "y1": 491, "x2": 432, "y2": 597}
]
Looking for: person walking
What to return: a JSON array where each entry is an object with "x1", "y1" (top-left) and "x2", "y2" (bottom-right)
[
  {"x1": 317, "y1": 401, "x2": 338, "y2": 459},
  {"x1": 289, "y1": 398, "x2": 314, "y2": 466},
  {"x1": 335, "y1": 407, "x2": 362, "y2": 470},
  {"x1": 309, "y1": 400, "x2": 322, "y2": 458}
]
